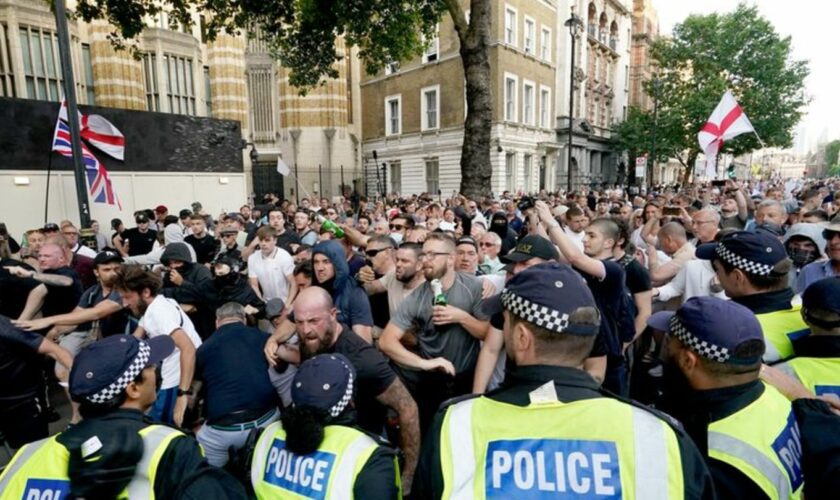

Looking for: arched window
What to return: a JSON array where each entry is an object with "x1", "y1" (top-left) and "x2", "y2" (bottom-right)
[
  {"x1": 610, "y1": 21, "x2": 619, "y2": 50},
  {"x1": 598, "y1": 13, "x2": 608, "y2": 43},
  {"x1": 587, "y1": 3, "x2": 597, "y2": 38}
]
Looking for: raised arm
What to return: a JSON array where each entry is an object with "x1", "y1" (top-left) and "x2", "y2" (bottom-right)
[{"x1": 534, "y1": 201, "x2": 605, "y2": 279}]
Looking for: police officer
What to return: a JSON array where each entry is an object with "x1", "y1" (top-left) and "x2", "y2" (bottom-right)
[
  {"x1": 778, "y1": 277, "x2": 840, "y2": 396},
  {"x1": 250, "y1": 353, "x2": 401, "y2": 499},
  {"x1": 696, "y1": 230, "x2": 807, "y2": 363},
  {"x1": 654, "y1": 297, "x2": 804, "y2": 499},
  {"x1": 0, "y1": 335, "x2": 246, "y2": 499},
  {"x1": 414, "y1": 262, "x2": 714, "y2": 499}
]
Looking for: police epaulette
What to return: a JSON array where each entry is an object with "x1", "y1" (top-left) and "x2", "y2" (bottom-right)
[{"x1": 597, "y1": 388, "x2": 686, "y2": 433}]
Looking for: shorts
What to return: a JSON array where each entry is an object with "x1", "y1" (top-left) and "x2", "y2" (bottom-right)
[{"x1": 58, "y1": 330, "x2": 95, "y2": 356}]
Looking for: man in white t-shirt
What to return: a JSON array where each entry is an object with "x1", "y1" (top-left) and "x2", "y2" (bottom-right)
[
  {"x1": 116, "y1": 265, "x2": 202, "y2": 427},
  {"x1": 247, "y1": 226, "x2": 297, "y2": 306}
]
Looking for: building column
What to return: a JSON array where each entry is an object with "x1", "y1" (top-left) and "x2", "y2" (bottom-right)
[
  {"x1": 206, "y1": 34, "x2": 248, "y2": 124},
  {"x1": 88, "y1": 21, "x2": 145, "y2": 110}
]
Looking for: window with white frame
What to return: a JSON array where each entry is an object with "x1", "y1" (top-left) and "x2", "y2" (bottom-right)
[
  {"x1": 523, "y1": 81, "x2": 535, "y2": 125},
  {"x1": 0, "y1": 23, "x2": 13, "y2": 97},
  {"x1": 385, "y1": 95, "x2": 401, "y2": 135},
  {"x1": 523, "y1": 154, "x2": 532, "y2": 193},
  {"x1": 505, "y1": 152, "x2": 516, "y2": 191},
  {"x1": 524, "y1": 17, "x2": 535, "y2": 54},
  {"x1": 541, "y1": 26, "x2": 551, "y2": 61},
  {"x1": 421, "y1": 85, "x2": 439, "y2": 130},
  {"x1": 385, "y1": 61, "x2": 400, "y2": 75},
  {"x1": 425, "y1": 158, "x2": 440, "y2": 194},
  {"x1": 143, "y1": 52, "x2": 160, "y2": 111},
  {"x1": 504, "y1": 73, "x2": 517, "y2": 122},
  {"x1": 390, "y1": 160, "x2": 401, "y2": 193},
  {"x1": 423, "y1": 26, "x2": 439, "y2": 63},
  {"x1": 504, "y1": 6, "x2": 517, "y2": 46},
  {"x1": 164, "y1": 54, "x2": 196, "y2": 115},
  {"x1": 19, "y1": 26, "x2": 62, "y2": 101},
  {"x1": 203, "y1": 66, "x2": 211, "y2": 116},
  {"x1": 539, "y1": 86, "x2": 551, "y2": 128}
]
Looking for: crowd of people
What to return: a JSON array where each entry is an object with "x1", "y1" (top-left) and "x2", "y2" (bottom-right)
[{"x1": 1, "y1": 177, "x2": 840, "y2": 498}]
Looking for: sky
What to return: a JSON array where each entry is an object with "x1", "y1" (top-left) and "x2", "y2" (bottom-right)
[{"x1": 655, "y1": 0, "x2": 836, "y2": 155}]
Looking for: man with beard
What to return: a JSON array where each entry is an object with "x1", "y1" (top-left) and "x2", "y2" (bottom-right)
[
  {"x1": 160, "y1": 242, "x2": 217, "y2": 339},
  {"x1": 115, "y1": 265, "x2": 202, "y2": 427},
  {"x1": 14, "y1": 250, "x2": 133, "y2": 422},
  {"x1": 653, "y1": 297, "x2": 802, "y2": 499},
  {"x1": 363, "y1": 242, "x2": 426, "y2": 319},
  {"x1": 291, "y1": 286, "x2": 420, "y2": 493},
  {"x1": 210, "y1": 255, "x2": 265, "y2": 318},
  {"x1": 379, "y1": 233, "x2": 490, "y2": 433}
]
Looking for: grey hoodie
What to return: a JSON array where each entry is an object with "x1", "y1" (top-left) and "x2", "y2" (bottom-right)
[{"x1": 783, "y1": 223, "x2": 827, "y2": 293}]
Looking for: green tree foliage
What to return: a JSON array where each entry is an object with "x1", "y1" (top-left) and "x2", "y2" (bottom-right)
[
  {"x1": 72, "y1": 0, "x2": 496, "y2": 197},
  {"x1": 614, "y1": 4, "x2": 809, "y2": 183},
  {"x1": 825, "y1": 139, "x2": 840, "y2": 174}
]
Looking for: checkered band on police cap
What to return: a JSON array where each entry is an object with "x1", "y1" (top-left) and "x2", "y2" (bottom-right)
[
  {"x1": 328, "y1": 356, "x2": 354, "y2": 418},
  {"x1": 715, "y1": 242, "x2": 774, "y2": 276},
  {"x1": 669, "y1": 314, "x2": 730, "y2": 363},
  {"x1": 501, "y1": 289, "x2": 571, "y2": 333},
  {"x1": 85, "y1": 341, "x2": 151, "y2": 403}
]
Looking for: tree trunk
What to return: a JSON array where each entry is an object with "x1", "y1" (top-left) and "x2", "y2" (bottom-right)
[
  {"x1": 449, "y1": 0, "x2": 492, "y2": 198},
  {"x1": 682, "y1": 150, "x2": 698, "y2": 185}
]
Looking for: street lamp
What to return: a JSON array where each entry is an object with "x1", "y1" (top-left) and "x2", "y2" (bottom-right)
[
  {"x1": 649, "y1": 78, "x2": 661, "y2": 188},
  {"x1": 565, "y1": 11, "x2": 584, "y2": 193}
]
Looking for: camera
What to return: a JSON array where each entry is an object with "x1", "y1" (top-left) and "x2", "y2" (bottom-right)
[{"x1": 517, "y1": 196, "x2": 535, "y2": 212}]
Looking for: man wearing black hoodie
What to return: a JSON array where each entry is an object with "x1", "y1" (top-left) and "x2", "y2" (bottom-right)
[{"x1": 160, "y1": 242, "x2": 217, "y2": 339}]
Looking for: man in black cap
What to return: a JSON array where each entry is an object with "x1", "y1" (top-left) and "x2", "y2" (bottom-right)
[
  {"x1": 211, "y1": 254, "x2": 265, "y2": 318},
  {"x1": 778, "y1": 277, "x2": 840, "y2": 397},
  {"x1": 654, "y1": 296, "x2": 803, "y2": 499},
  {"x1": 121, "y1": 213, "x2": 158, "y2": 257},
  {"x1": 415, "y1": 262, "x2": 714, "y2": 499},
  {"x1": 696, "y1": 230, "x2": 806, "y2": 363},
  {"x1": 160, "y1": 242, "x2": 216, "y2": 339},
  {"x1": 0, "y1": 335, "x2": 246, "y2": 498}
]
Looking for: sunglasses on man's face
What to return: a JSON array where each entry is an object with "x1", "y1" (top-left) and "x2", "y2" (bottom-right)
[
  {"x1": 390, "y1": 224, "x2": 405, "y2": 231},
  {"x1": 365, "y1": 248, "x2": 390, "y2": 258}
]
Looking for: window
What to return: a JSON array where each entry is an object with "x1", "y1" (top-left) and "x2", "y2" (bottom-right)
[
  {"x1": 385, "y1": 95, "x2": 401, "y2": 135},
  {"x1": 425, "y1": 158, "x2": 440, "y2": 194},
  {"x1": 421, "y1": 85, "x2": 439, "y2": 130},
  {"x1": 0, "y1": 24, "x2": 13, "y2": 97},
  {"x1": 505, "y1": 153, "x2": 516, "y2": 191},
  {"x1": 504, "y1": 73, "x2": 517, "y2": 122},
  {"x1": 203, "y1": 66, "x2": 211, "y2": 116},
  {"x1": 423, "y1": 26, "x2": 439, "y2": 63},
  {"x1": 523, "y1": 154, "x2": 533, "y2": 193},
  {"x1": 504, "y1": 6, "x2": 517, "y2": 46},
  {"x1": 390, "y1": 161, "x2": 402, "y2": 193},
  {"x1": 385, "y1": 61, "x2": 400, "y2": 75},
  {"x1": 523, "y1": 81, "x2": 535, "y2": 125},
  {"x1": 247, "y1": 66, "x2": 276, "y2": 141},
  {"x1": 80, "y1": 44, "x2": 94, "y2": 105},
  {"x1": 19, "y1": 26, "x2": 62, "y2": 101},
  {"x1": 143, "y1": 53, "x2": 160, "y2": 111},
  {"x1": 539, "y1": 86, "x2": 551, "y2": 128},
  {"x1": 524, "y1": 17, "x2": 535, "y2": 54},
  {"x1": 541, "y1": 27, "x2": 551, "y2": 62},
  {"x1": 164, "y1": 54, "x2": 196, "y2": 115}
]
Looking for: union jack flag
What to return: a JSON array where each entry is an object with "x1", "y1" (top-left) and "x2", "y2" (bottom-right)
[{"x1": 51, "y1": 117, "x2": 122, "y2": 209}]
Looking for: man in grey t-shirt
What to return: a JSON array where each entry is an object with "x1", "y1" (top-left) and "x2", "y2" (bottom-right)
[{"x1": 380, "y1": 233, "x2": 489, "y2": 432}]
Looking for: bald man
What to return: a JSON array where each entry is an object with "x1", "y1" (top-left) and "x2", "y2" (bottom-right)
[
  {"x1": 647, "y1": 222, "x2": 696, "y2": 286},
  {"x1": 285, "y1": 286, "x2": 421, "y2": 491}
]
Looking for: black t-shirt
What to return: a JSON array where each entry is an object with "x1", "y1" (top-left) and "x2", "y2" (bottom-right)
[
  {"x1": 0, "y1": 315, "x2": 44, "y2": 403},
  {"x1": 620, "y1": 254, "x2": 652, "y2": 295},
  {"x1": 329, "y1": 327, "x2": 397, "y2": 434},
  {"x1": 122, "y1": 228, "x2": 158, "y2": 256},
  {"x1": 184, "y1": 233, "x2": 219, "y2": 264},
  {"x1": 275, "y1": 230, "x2": 301, "y2": 253},
  {"x1": 0, "y1": 258, "x2": 39, "y2": 318},
  {"x1": 578, "y1": 260, "x2": 626, "y2": 359},
  {"x1": 42, "y1": 267, "x2": 84, "y2": 318}
]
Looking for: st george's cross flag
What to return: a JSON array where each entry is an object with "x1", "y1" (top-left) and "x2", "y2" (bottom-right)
[
  {"x1": 697, "y1": 91, "x2": 755, "y2": 172},
  {"x1": 59, "y1": 100, "x2": 126, "y2": 161}
]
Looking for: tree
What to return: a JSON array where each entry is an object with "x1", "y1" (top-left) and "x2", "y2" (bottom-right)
[
  {"x1": 73, "y1": 0, "x2": 494, "y2": 197},
  {"x1": 615, "y1": 4, "x2": 809, "y2": 184},
  {"x1": 825, "y1": 140, "x2": 840, "y2": 175}
]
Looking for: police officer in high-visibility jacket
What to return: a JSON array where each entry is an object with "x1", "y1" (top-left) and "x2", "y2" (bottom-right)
[
  {"x1": 251, "y1": 353, "x2": 401, "y2": 499},
  {"x1": 778, "y1": 277, "x2": 840, "y2": 398},
  {"x1": 655, "y1": 297, "x2": 804, "y2": 499},
  {"x1": 0, "y1": 334, "x2": 246, "y2": 499},
  {"x1": 413, "y1": 262, "x2": 715, "y2": 499},
  {"x1": 696, "y1": 230, "x2": 808, "y2": 363}
]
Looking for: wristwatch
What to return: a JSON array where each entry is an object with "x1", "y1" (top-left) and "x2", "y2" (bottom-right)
[{"x1": 177, "y1": 388, "x2": 193, "y2": 397}]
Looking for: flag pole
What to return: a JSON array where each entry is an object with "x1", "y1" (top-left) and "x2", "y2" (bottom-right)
[
  {"x1": 54, "y1": 0, "x2": 91, "y2": 228},
  {"x1": 44, "y1": 152, "x2": 52, "y2": 223},
  {"x1": 752, "y1": 130, "x2": 766, "y2": 149}
]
